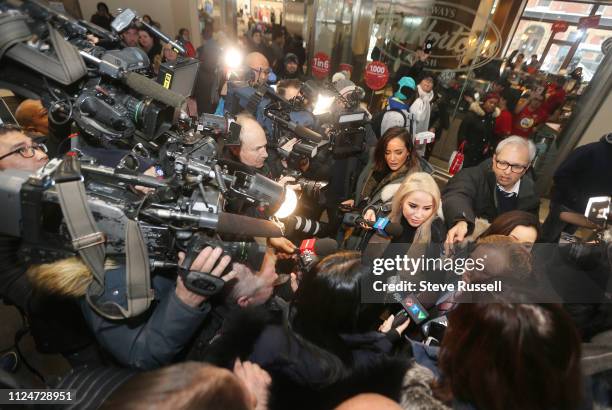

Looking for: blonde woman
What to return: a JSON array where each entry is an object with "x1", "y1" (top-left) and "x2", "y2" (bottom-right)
[
  {"x1": 367, "y1": 173, "x2": 446, "y2": 282},
  {"x1": 364, "y1": 172, "x2": 447, "y2": 316}
]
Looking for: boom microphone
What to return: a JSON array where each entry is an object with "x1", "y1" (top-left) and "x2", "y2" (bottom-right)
[
  {"x1": 264, "y1": 111, "x2": 323, "y2": 143},
  {"x1": 123, "y1": 71, "x2": 186, "y2": 109},
  {"x1": 145, "y1": 210, "x2": 283, "y2": 238}
]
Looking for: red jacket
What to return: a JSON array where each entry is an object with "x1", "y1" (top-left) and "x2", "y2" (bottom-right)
[
  {"x1": 494, "y1": 109, "x2": 513, "y2": 139},
  {"x1": 512, "y1": 106, "x2": 547, "y2": 138}
]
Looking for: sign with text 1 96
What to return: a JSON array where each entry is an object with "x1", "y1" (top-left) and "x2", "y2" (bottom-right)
[{"x1": 311, "y1": 52, "x2": 330, "y2": 79}]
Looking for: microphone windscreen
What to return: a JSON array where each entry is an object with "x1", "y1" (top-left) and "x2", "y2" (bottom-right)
[
  {"x1": 217, "y1": 213, "x2": 283, "y2": 237},
  {"x1": 314, "y1": 238, "x2": 339, "y2": 257},
  {"x1": 124, "y1": 71, "x2": 186, "y2": 108},
  {"x1": 385, "y1": 222, "x2": 404, "y2": 238},
  {"x1": 294, "y1": 124, "x2": 322, "y2": 143}
]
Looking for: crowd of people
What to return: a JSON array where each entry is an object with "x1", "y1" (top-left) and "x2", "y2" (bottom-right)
[{"x1": 0, "y1": 5, "x2": 610, "y2": 410}]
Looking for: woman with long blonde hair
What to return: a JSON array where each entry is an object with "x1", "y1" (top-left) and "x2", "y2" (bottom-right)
[
  {"x1": 388, "y1": 172, "x2": 444, "y2": 248},
  {"x1": 367, "y1": 172, "x2": 446, "y2": 285}
]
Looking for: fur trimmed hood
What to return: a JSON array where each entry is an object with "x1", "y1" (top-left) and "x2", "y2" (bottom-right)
[
  {"x1": 400, "y1": 363, "x2": 450, "y2": 409},
  {"x1": 26, "y1": 257, "x2": 121, "y2": 298},
  {"x1": 26, "y1": 257, "x2": 93, "y2": 298}
]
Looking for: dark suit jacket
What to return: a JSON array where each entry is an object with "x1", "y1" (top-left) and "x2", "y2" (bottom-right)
[{"x1": 442, "y1": 158, "x2": 540, "y2": 234}]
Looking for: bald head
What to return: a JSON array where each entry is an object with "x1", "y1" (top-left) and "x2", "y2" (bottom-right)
[
  {"x1": 335, "y1": 394, "x2": 402, "y2": 410},
  {"x1": 236, "y1": 114, "x2": 268, "y2": 168},
  {"x1": 15, "y1": 99, "x2": 49, "y2": 136},
  {"x1": 245, "y1": 52, "x2": 270, "y2": 84}
]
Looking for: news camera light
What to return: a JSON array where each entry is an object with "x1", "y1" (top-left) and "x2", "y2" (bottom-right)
[
  {"x1": 275, "y1": 188, "x2": 298, "y2": 219},
  {"x1": 223, "y1": 48, "x2": 244, "y2": 70},
  {"x1": 313, "y1": 94, "x2": 335, "y2": 116},
  {"x1": 338, "y1": 112, "x2": 366, "y2": 124}
]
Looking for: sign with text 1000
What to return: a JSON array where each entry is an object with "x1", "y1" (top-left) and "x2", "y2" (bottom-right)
[{"x1": 364, "y1": 61, "x2": 389, "y2": 90}]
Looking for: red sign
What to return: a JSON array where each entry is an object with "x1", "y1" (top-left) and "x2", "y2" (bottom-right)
[
  {"x1": 364, "y1": 61, "x2": 390, "y2": 90},
  {"x1": 339, "y1": 63, "x2": 353, "y2": 75},
  {"x1": 578, "y1": 15, "x2": 601, "y2": 29},
  {"x1": 552, "y1": 21, "x2": 569, "y2": 33},
  {"x1": 311, "y1": 52, "x2": 330, "y2": 79}
]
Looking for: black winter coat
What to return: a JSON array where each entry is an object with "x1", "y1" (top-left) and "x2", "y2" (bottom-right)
[
  {"x1": 442, "y1": 158, "x2": 540, "y2": 233},
  {"x1": 457, "y1": 109, "x2": 497, "y2": 168}
]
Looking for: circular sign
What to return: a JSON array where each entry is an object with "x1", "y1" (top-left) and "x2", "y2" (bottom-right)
[
  {"x1": 311, "y1": 52, "x2": 331, "y2": 79},
  {"x1": 364, "y1": 61, "x2": 389, "y2": 90},
  {"x1": 339, "y1": 63, "x2": 353, "y2": 75}
]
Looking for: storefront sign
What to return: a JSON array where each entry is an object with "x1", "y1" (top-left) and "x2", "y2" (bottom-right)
[
  {"x1": 552, "y1": 21, "x2": 569, "y2": 33},
  {"x1": 311, "y1": 52, "x2": 330, "y2": 79},
  {"x1": 375, "y1": 1, "x2": 502, "y2": 72},
  {"x1": 364, "y1": 61, "x2": 389, "y2": 90},
  {"x1": 578, "y1": 15, "x2": 601, "y2": 29}
]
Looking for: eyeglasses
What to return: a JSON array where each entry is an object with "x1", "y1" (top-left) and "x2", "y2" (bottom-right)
[
  {"x1": 495, "y1": 159, "x2": 528, "y2": 173},
  {"x1": 0, "y1": 143, "x2": 47, "y2": 161}
]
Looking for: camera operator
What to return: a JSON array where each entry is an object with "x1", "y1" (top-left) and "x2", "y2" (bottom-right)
[
  {"x1": 120, "y1": 24, "x2": 140, "y2": 48},
  {"x1": 187, "y1": 252, "x2": 281, "y2": 360},
  {"x1": 57, "y1": 247, "x2": 237, "y2": 370},
  {"x1": 0, "y1": 125, "x2": 103, "y2": 365},
  {"x1": 276, "y1": 78, "x2": 302, "y2": 101},
  {"x1": 223, "y1": 113, "x2": 297, "y2": 253}
]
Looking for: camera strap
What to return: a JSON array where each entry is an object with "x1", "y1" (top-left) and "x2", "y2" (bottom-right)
[{"x1": 55, "y1": 158, "x2": 153, "y2": 319}]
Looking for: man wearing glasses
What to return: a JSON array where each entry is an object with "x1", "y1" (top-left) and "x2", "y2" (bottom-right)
[
  {"x1": 0, "y1": 124, "x2": 48, "y2": 172},
  {"x1": 443, "y1": 136, "x2": 540, "y2": 244}
]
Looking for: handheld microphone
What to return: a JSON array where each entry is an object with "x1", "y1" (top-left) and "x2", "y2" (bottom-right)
[
  {"x1": 346, "y1": 214, "x2": 403, "y2": 238},
  {"x1": 372, "y1": 217, "x2": 404, "y2": 238},
  {"x1": 297, "y1": 237, "x2": 339, "y2": 272}
]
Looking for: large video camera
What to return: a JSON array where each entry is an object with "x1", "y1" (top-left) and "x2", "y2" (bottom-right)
[
  {"x1": 0, "y1": 1, "x2": 191, "y2": 152},
  {"x1": 0, "y1": 155, "x2": 289, "y2": 316}
]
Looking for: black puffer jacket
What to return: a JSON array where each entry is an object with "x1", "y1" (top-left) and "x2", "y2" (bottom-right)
[{"x1": 457, "y1": 104, "x2": 497, "y2": 168}]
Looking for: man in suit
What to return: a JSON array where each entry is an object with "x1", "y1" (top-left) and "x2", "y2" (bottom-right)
[{"x1": 443, "y1": 136, "x2": 540, "y2": 245}]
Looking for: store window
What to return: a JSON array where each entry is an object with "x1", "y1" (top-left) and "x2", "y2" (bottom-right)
[
  {"x1": 507, "y1": 20, "x2": 552, "y2": 58},
  {"x1": 507, "y1": 1, "x2": 612, "y2": 77}
]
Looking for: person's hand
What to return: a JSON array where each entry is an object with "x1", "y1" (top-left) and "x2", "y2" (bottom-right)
[
  {"x1": 175, "y1": 247, "x2": 234, "y2": 308},
  {"x1": 429, "y1": 127, "x2": 436, "y2": 133},
  {"x1": 445, "y1": 221, "x2": 468, "y2": 254},
  {"x1": 277, "y1": 175, "x2": 296, "y2": 186},
  {"x1": 86, "y1": 34, "x2": 100, "y2": 45},
  {"x1": 234, "y1": 359, "x2": 271, "y2": 410},
  {"x1": 133, "y1": 166, "x2": 158, "y2": 195},
  {"x1": 360, "y1": 208, "x2": 376, "y2": 229},
  {"x1": 379, "y1": 314, "x2": 411, "y2": 336},
  {"x1": 268, "y1": 237, "x2": 297, "y2": 258},
  {"x1": 341, "y1": 199, "x2": 355, "y2": 207}
]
